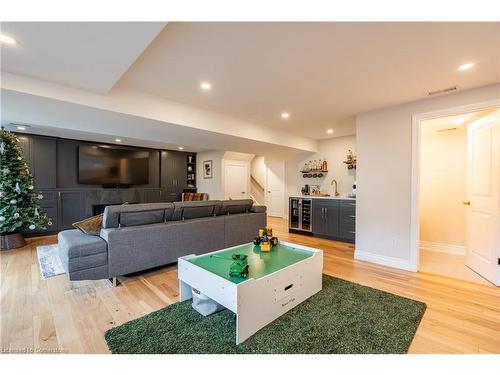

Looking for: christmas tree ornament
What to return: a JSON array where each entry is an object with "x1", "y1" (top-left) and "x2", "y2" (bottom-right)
[{"x1": 15, "y1": 182, "x2": 20, "y2": 194}]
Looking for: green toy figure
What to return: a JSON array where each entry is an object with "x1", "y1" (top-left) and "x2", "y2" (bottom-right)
[
  {"x1": 210, "y1": 253, "x2": 249, "y2": 278},
  {"x1": 229, "y1": 254, "x2": 249, "y2": 278}
]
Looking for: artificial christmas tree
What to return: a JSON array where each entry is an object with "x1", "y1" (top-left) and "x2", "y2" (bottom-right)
[{"x1": 0, "y1": 127, "x2": 49, "y2": 249}]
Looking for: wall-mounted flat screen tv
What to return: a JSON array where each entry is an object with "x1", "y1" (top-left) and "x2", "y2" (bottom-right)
[{"x1": 78, "y1": 145, "x2": 149, "y2": 186}]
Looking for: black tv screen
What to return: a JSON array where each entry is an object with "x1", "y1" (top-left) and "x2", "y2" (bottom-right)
[{"x1": 78, "y1": 145, "x2": 149, "y2": 186}]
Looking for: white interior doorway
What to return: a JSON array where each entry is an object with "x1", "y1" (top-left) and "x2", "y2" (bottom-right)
[
  {"x1": 411, "y1": 103, "x2": 500, "y2": 286},
  {"x1": 224, "y1": 160, "x2": 249, "y2": 200},
  {"x1": 266, "y1": 161, "x2": 285, "y2": 218}
]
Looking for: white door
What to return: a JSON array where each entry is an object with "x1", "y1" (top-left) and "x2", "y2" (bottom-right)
[
  {"x1": 266, "y1": 161, "x2": 285, "y2": 217},
  {"x1": 225, "y1": 162, "x2": 248, "y2": 200},
  {"x1": 465, "y1": 111, "x2": 499, "y2": 285}
]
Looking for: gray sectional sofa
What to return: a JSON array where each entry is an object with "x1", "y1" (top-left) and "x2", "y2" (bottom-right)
[{"x1": 57, "y1": 199, "x2": 266, "y2": 283}]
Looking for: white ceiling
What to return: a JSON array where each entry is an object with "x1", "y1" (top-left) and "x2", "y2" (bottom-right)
[
  {"x1": 1, "y1": 22, "x2": 499, "y2": 149},
  {"x1": 117, "y1": 22, "x2": 500, "y2": 139},
  {"x1": 0, "y1": 22, "x2": 165, "y2": 93}
]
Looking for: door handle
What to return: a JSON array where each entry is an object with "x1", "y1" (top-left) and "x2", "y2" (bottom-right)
[
  {"x1": 463, "y1": 200, "x2": 471, "y2": 206},
  {"x1": 325, "y1": 207, "x2": 327, "y2": 218}
]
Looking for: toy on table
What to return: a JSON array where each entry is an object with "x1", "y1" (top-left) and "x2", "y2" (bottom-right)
[
  {"x1": 253, "y1": 227, "x2": 279, "y2": 252},
  {"x1": 210, "y1": 253, "x2": 249, "y2": 278}
]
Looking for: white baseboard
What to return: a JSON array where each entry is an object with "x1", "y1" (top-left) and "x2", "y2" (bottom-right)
[
  {"x1": 420, "y1": 241, "x2": 465, "y2": 255},
  {"x1": 354, "y1": 250, "x2": 416, "y2": 272}
]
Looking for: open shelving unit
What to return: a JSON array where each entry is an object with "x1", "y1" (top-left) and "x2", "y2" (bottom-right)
[{"x1": 186, "y1": 153, "x2": 197, "y2": 190}]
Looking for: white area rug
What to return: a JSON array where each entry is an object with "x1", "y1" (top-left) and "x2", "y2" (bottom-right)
[{"x1": 37, "y1": 244, "x2": 65, "y2": 278}]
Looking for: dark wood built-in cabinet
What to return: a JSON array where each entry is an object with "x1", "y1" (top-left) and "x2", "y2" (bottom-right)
[
  {"x1": 160, "y1": 150, "x2": 187, "y2": 202},
  {"x1": 290, "y1": 197, "x2": 356, "y2": 244},
  {"x1": 312, "y1": 199, "x2": 340, "y2": 238},
  {"x1": 15, "y1": 133, "x2": 197, "y2": 235}
]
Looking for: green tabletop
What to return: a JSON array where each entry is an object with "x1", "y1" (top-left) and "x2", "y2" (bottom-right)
[{"x1": 188, "y1": 243, "x2": 315, "y2": 284}]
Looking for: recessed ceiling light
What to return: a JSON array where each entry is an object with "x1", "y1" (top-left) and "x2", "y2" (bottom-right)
[
  {"x1": 0, "y1": 33, "x2": 17, "y2": 45},
  {"x1": 178, "y1": 146, "x2": 184, "y2": 150},
  {"x1": 16, "y1": 126, "x2": 26, "y2": 131},
  {"x1": 200, "y1": 82, "x2": 211, "y2": 91},
  {"x1": 281, "y1": 112, "x2": 290, "y2": 119},
  {"x1": 326, "y1": 129, "x2": 334, "y2": 134},
  {"x1": 457, "y1": 63, "x2": 474, "y2": 72},
  {"x1": 115, "y1": 138, "x2": 122, "y2": 143}
]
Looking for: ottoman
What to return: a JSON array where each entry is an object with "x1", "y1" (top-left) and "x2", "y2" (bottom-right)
[{"x1": 57, "y1": 229, "x2": 109, "y2": 281}]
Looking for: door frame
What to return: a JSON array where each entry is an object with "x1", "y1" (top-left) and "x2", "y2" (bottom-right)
[
  {"x1": 410, "y1": 99, "x2": 500, "y2": 273},
  {"x1": 265, "y1": 161, "x2": 286, "y2": 218},
  {"x1": 223, "y1": 159, "x2": 250, "y2": 200}
]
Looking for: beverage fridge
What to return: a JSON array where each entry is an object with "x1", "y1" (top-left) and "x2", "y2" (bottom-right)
[{"x1": 289, "y1": 197, "x2": 312, "y2": 233}]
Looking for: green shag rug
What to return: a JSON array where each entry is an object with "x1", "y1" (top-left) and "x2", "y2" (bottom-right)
[{"x1": 105, "y1": 275, "x2": 426, "y2": 354}]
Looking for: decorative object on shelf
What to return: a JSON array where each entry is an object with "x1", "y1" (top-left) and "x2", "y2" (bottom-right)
[
  {"x1": 253, "y1": 227, "x2": 279, "y2": 252},
  {"x1": 300, "y1": 158, "x2": 328, "y2": 177},
  {"x1": 343, "y1": 149, "x2": 357, "y2": 170},
  {"x1": 0, "y1": 127, "x2": 49, "y2": 250},
  {"x1": 203, "y1": 160, "x2": 213, "y2": 179}
]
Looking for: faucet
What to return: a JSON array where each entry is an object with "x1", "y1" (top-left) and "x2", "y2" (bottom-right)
[{"x1": 331, "y1": 179, "x2": 340, "y2": 196}]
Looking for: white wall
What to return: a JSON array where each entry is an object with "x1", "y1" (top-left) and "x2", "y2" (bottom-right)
[
  {"x1": 196, "y1": 150, "x2": 224, "y2": 199},
  {"x1": 355, "y1": 83, "x2": 500, "y2": 271},
  {"x1": 284, "y1": 136, "x2": 356, "y2": 199},
  {"x1": 420, "y1": 125, "x2": 466, "y2": 250}
]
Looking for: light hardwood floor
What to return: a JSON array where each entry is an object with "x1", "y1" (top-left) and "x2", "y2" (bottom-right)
[
  {"x1": 419, "y1": 249, "x2": 493, "y2": 286},
  {"x1": 1, "y1": 216, "x2": 499, "y2": 354}
]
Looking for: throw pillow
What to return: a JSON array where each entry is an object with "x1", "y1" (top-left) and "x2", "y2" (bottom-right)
[{"x1": 72, "y1": 214, "x2": 103, "y2": 236}]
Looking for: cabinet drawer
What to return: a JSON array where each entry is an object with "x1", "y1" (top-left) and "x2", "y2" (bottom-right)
[
  {"x1": 314, "y1": 199, "x2": 339, "y2": 207},
  {"x1": 340, "y1": 221, "x2": 356, "y2": 241},
  {"x1": 340, "y1": 201, "x2": 356, "y2": 216}
]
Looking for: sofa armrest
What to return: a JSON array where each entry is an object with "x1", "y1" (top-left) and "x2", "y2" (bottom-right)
[{"x1": 250, "y1": 205, "x2": 267, "y2": 214}]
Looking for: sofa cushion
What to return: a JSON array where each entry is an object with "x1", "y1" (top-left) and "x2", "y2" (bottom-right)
[
  {"x1": 172, "y1": 200, "x2": 221, "y2": 221},
  {"x1": 250, "y1": 205, "x2": 267, "y2": 214},
  {"x1": 58, "y1": 229, "x2": 107, "y2": 259},
  {"x1": 101, "y1": 216, "x2": 226, "y2": 277},
  {"x1": 219, "y1": 199, "x2": 254, "y2": 215},
  {"x1": 119, "y1": 209, "x2": 165, "y2": 227},
  {"x1": 224, "y1": 212, "x2": 267, "y2": 248},
  {"x1": 103, "y1": 203, "x2": 174, "y2": 228}
]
